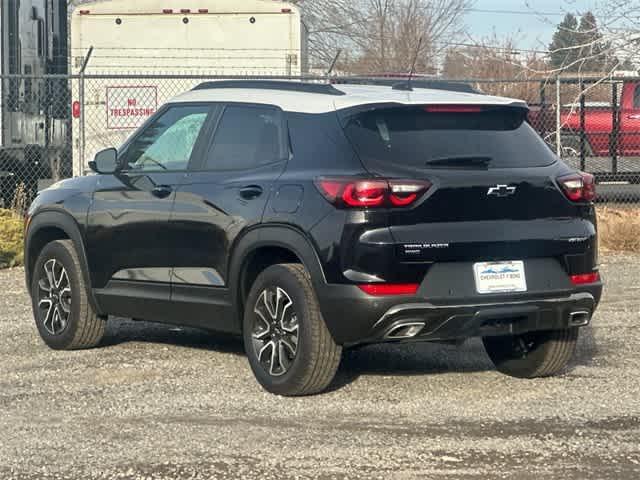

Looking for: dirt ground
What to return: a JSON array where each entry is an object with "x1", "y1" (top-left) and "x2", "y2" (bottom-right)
[{"x1": 1, "y1": 254, "x2": 639, "y2": 479}]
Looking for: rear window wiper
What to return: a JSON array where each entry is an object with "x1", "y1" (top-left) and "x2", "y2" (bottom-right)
[{"x1": 425, "y1": 156, "x2": 492, "y2": 168}]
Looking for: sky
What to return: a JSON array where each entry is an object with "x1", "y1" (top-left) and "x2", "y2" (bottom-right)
[{"x1": 465, "y1": 0, "x2": 600, "y2": 51}]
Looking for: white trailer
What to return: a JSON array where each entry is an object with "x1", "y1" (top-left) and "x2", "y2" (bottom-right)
[{"x1": 70, "y1": 0, "x2": 306, "y2": 175}]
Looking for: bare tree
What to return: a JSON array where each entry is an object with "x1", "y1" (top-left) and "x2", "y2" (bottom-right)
[
  {"x1": 293, "y1": 0, "x2": 473, "y2": 73},
  {"x1": 441, "y1": 34, "x2": 550, "y2": 100}
]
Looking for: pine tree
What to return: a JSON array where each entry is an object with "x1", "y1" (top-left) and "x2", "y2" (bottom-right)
[
  {"x1": 577, "y1": 11, "x2": 614, "y2": 72},
  {"x1": 549, "y1": 12, "x2": 615, "y2": 73},
  {"x1": 549, "y1": 13, "x2": 581, "y2": 71}
]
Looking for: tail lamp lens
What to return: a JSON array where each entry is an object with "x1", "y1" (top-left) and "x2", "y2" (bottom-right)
[
  {"x1": 358, "y1": 283, "x2": 420, "y2": 296},
  {"x1": 389, "y1": 181, "x2": 427, "y2": 206},
  {"x1": 343, "y1": 180, "x2": 387, "y2": 207},
  {"x1": 315, "y1": 178, "x2": 431, "y2": 208},
  {"x1": 570, "y1": 272, "x2": 600, "y2": 285},
  {"x1": 558, "y1": 172, "x2": 596, "y2": 202}
]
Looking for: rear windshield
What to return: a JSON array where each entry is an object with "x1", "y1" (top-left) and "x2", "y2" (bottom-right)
[{"x1": 342, "y1": 106, "x2": 557, "y2": 169}]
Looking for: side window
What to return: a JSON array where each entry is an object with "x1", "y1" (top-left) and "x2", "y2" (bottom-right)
[
  {"x1": 205, "y1": 105, "x2": 283, "y2": 171},
  {"x1": 123, "y1": 105, "x2": 209, "y2": 172}
]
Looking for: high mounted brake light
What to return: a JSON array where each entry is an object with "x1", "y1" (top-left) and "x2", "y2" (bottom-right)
[
  {"x1": 315, "y1": 178, "x2": 431, "y2": 209},
  {"x1": 558, "y1": 172, "x2": 596, "y2": 202},
  {"x1": 424, "y1": 105, "x2": 483, "y2": 113}
]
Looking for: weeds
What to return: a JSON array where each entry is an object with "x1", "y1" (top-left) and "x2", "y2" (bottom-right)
[
  {"x1": 598, "y1": 207, "x2": 640, "y2": 253},
  {"x1": 0, "y1": 209, "x2": 24, "y2": 268}
]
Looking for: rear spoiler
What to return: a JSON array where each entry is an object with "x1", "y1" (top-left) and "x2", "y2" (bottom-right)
[
  {"x1": 332, "y1": 77, "x2": 480, "y2": 94},
  {"x1": 337, "y1": 103, "x2": 530, "y2": 132},
  {"x1": 338, "y1": 102, "x2": 529, "y2": 118}
]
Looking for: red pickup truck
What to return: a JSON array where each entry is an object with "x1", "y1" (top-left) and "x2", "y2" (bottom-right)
[{"x1": 528, "y1": 80, "x2": 640, "y2": 158}]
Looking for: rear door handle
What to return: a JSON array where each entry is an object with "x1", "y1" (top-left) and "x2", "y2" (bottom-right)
[
  {"x1": 152, "y1": 185, "x2": 173, "y2": 198},
  {"x1": 239, "y1": 185, "x2": 263, "y2": 200}
]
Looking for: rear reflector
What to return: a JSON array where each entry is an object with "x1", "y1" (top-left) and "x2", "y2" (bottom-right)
[
  {"x1": 162, "y1": 9, "x2": 173, "y2": 14},
  {"x1": 198, "y1": 8, "x2": 209, "y2": 13},
  {"x1": 281, "y1": 8, "x2": 293, "y2": 13},
  {"x1": 79, "y1": 9, "x2": 90, "y2": 15},
  {"x1": 558, "y1": 172, "x2": 596, "y2": 202},
  {"x1": 570, "y1": 272, "x2": 600, "y2": 285},
  {"x1": 358, "y1": 284, "x2": 420, "y2": 296},
  {"x1": 425, "y1": 105, "x2": 483, "y2": 113}
]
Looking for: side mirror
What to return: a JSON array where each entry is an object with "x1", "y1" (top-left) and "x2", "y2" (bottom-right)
[{"x1": 89, "y1": 148, "x2": 119, "y2": 174}]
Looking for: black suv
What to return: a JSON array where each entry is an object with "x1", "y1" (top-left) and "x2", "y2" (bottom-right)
[{"x1": 25, "y1": 81, "x2": 602, "y2": 396}]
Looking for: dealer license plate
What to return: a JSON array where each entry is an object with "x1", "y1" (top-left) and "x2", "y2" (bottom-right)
[{"x1": 473, "y1": 261, "x2": 527, "y2": 294}]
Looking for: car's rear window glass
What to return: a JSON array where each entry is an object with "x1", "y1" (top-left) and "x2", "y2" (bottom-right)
[{"x1": 342, "y1": 106, "x2": 557, "y2": 169}]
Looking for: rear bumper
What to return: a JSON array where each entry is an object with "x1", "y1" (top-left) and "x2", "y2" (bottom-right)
[
  {"x1": 365, "y1": 291, "x2": 597, "y2": 344},
  {"x1": 317, "y1": 283, "x2": 602, "y2": 346}
]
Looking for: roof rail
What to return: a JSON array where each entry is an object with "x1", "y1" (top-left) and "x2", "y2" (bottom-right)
[
  {"x1": 192, "y1": 80, "x2": 346, "y2": 96},
  {"x1": 333, "y1": 77, "x2": 480, "y2": 94}
]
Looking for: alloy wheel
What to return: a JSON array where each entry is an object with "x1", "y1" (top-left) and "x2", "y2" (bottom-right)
[
  {"x1": 37, "y1": 259, "x2": 72, "y2": 335},
  {"x1": 251, "y1": 287, "x2": 299, "y2": 377}
]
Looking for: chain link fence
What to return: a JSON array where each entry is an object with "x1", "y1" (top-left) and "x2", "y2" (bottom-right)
[
  {"x1": 1, "y1": 74, "x2": 72, "y2": 211},
  {"x1": 2, "y1": 73, "x2": 640, "y2": 211},
  {"x1": 470, "y1": 77, "x2": 640, "y2": 204}
]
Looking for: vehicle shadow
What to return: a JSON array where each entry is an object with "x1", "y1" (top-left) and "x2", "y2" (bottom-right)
[
  {"x1": 99, "y1": 316, "x2": 599, "y2": 391},
  {"x1": 329, "y1": 339, "x2": 494, "y2": 391},
  {"x1": 100, "y1": 316, "x2": 245, "y2": 356},
  {"x1": 330, "y1": 325, "x2": 600, "y2": 391},
  {"x1": 568, "y1": 324, "x2": 600, "y2": 370}
]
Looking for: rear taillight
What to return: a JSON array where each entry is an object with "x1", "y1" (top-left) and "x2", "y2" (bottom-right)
[
  {"x1": 358, "y1": 283, "x2": 420, "y2": 296},
  {"x1": 315, "y1": 178, "x2": 431, "y2": 209},
  {"x1": 558, "y1": 172, "x2": 596, "y2": 202},
  {"x1": 570, "y1": 272, "x2": 600, "y2": 285},
  {"x1": 342, "y1": 180, "x2": 387, "y2": 207}
]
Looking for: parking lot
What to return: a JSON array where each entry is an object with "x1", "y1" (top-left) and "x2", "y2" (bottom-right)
[{"x1": 1, "y1": 253, "x2": 639, "y2": 479}]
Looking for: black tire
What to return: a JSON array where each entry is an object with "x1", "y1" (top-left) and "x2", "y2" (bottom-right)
[
  {"x1": 30, "y1": 240, "x2": 106, "y2": 350},
  {"x1": 483, "y1": 328, "x2": 579, "y2": 378},
  {"x1": 243, "y1": 263, "x2": 342, "y2": 396}
]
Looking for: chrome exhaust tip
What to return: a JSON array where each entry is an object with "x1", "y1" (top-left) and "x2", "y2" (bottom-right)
[
  {"x1": 385, "y1": 322, "x2": 425, "y2": 340},
  {"x1": 569, "y1": 310, "x2": 591, "y2": 327}
]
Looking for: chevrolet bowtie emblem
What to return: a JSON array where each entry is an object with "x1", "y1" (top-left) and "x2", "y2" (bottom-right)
[{"x1": 487, "y1": 184, "x2": 517, "y2": 197}]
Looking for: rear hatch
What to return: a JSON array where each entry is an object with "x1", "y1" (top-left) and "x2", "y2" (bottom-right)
[{"x1": 341, "y1": 104, "x2": 597, "y2": 295}]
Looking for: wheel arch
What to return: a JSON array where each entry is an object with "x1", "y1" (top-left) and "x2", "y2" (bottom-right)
[
  {"x1": 25, "y1": 210, "x2": 103, "y2": 314},
  {"x1": 228, "y1": 224, "x2": 327, "y2": 332}
]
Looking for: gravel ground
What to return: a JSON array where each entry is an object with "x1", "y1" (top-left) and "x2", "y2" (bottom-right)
[{"x1": 1, "y1": 254, "x2": 639, "y2": 479}]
